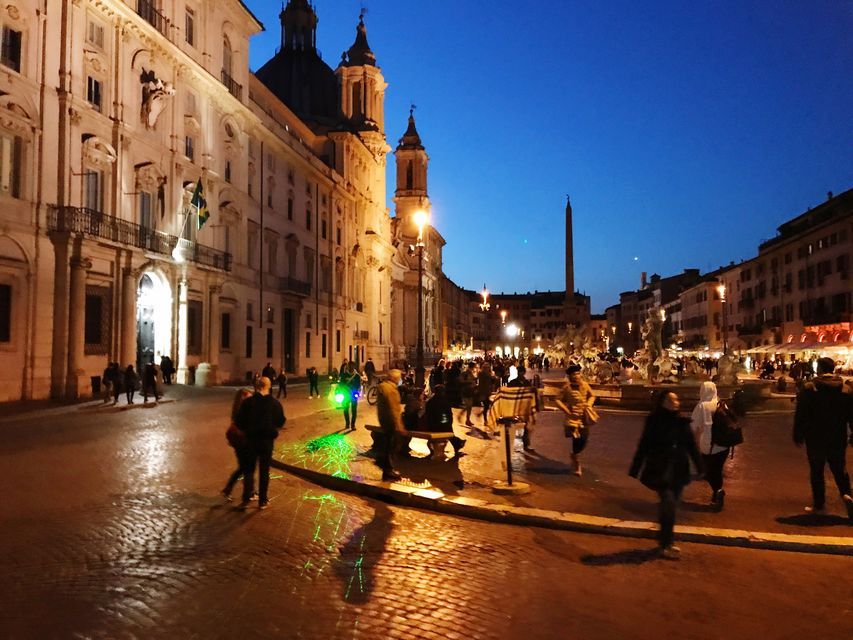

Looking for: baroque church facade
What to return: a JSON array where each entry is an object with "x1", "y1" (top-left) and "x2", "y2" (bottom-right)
[{"x1": 0, "y1": 0, "x2": 438, "y2": 401}]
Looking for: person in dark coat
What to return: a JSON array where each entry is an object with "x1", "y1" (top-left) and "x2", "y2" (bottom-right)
[
  {"x1": 123, "y1": 365, "x2": 138, "y2": 405},
  {"x1": 276, "y1": 368, "x2": 288, "y2": 399},
  {"x1": 424, "y1": 385, "x2": 466, "y2": 455},
  {"x1": 339, "y1": 362, "x2": 362, "y2": 430},
  {"x1": 793, "y1": 357, "x2": 853, "y2": 519},
  {"x1": 307, "y1": 366, "x2": 320, "y2": 398},
  {"x1": 363, "y1": 357, "x2": 376, "y2": 385},
  {"x1": 233, "y1": 376, "x2": 285, "y2": 510},
  {"x1": 629, "y1": 391, "x2": 704, "y2": 559},
  {"x1": 142, "y1": 363, "x2": 160, "y2": 403},
  {"x1": 159, "y1": 355, "x2": 174, "y2": 385}
]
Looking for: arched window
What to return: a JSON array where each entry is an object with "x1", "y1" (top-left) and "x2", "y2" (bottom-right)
[{"x1": 222, "y1": 36, "x2": 233, "y2": 78}]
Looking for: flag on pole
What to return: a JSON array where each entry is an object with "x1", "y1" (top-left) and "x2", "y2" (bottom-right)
[{"x1": 191, "y1": 179, "x2": 209, "y2": 230}]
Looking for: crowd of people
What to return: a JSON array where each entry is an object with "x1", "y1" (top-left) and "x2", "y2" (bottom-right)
[{"x1": 219, "y1": 352, "x2": 852, "y2": 562}]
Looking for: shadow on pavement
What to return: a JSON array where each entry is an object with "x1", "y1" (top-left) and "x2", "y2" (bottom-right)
[
  {"x1": 776, "y1": 513, "x2": 852, "y2": 527},
  {"x1": 524, "y1": 451, "x2": 573, "y2": 475},
  {"x1": 581, "y1": 547, "x2": 662, "y2": 566},
  {"x1": 336, "y1": 502, "x2": 394, "y2": 605}
]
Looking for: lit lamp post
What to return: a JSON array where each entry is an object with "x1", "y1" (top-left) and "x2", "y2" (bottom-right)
[
  {"x1": 717, "y1": 283, "x2": 728, "y2": 355},
  {"x1": 500, "y1": 309, "x2": 507, "y2": 324},
  {"x1": 479, "y1": 284, "x2": 490, "y2": 311},
  {"x1": 414, "y1": 209, "x2": 429, "y2": 389}
]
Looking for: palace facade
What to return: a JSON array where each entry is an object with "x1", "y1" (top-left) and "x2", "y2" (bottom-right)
[{"x1": 0, "y1": 0, "x2": 433, "y2": 401}]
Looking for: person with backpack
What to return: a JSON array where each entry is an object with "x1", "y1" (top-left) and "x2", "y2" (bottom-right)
[
  {"x1": 793, "y1": 357, "x2": 853, "y2": 519},
  {"x1": 691, "y1": 381, "x2": 731, "y2": 510}
]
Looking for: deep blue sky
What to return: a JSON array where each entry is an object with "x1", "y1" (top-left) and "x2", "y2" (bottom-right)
[{"x1": 244, "y1": 1, "x2": 853, "y2": 312}]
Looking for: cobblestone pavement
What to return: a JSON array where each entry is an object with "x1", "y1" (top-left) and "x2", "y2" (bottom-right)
[{"x1": 1, "y1": 386, "x2": 852, "y2": 639}]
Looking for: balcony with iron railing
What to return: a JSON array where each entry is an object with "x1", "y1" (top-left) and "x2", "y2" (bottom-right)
[
  {"x1": 47, "y1": 206, "x2": 232, "y2": 271},
  {"x1": 280, "y1": 276, "x2": 311, "y2": 296},
  {"x1": 221, "y1": 69, "x2": 243, "y2": 101},
  {"x1": 136, "y1": 0, "x2": 171, "y2": 38}
]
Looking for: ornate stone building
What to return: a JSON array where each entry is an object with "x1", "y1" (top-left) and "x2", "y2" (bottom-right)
[{"x1": 0, "y1": 0, "x2": 405, "y2": 401}]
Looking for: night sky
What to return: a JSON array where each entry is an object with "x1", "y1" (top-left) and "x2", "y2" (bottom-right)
[{"x1": 244, "y1": 1, "x2": 853, "y2": 312}]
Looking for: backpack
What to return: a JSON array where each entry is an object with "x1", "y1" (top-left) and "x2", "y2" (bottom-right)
[{"x1": 711, "y1": 400, "x2": 744, "y2": 449}]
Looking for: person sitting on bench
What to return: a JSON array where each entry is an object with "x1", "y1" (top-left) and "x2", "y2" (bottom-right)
[{"x1": 424, "y1": 384, "x2": 466, "y2": 455}]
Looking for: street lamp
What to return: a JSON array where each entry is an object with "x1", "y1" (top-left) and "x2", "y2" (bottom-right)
[
  {"x1": 717, "y1": 283, "x2": 728, "y2": 355},
  {"x1": 479, "y1": 284, "x2": 490, "y2": 311},
  {"x1": 500, "y1": 309, "x2": 507, "y2": 324},
  {"x1": 414, "y1": 209, "x2": 429, "y2": 389}
]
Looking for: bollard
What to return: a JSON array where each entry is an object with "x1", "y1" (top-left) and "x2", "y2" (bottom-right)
[
  {"x1": 504, "y1": 420, "x2": 513, "y2": 486},
  {"x1": 492, "y1": 417, "x2": 530, "y2": 495}
]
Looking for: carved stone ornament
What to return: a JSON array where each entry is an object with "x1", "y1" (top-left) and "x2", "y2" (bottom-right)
[
  {"x1": 140, "y1": 68, "x2": 175, "y2": 130},
  {"x1": 82, "y1": 136, "x2": 117, "y2": 169},
  {"x1": 184, "y1": 115, "x2": 201, "y2": 135},
  {"x1": 135, "y1": 162, "x2": 166, "y2": 192},
  {"x1": 84, "y1": 50, "x2": 107, "y2": 75},
  {"x1": 5, "y1": 4, "x2": 22, "y2": 24}
]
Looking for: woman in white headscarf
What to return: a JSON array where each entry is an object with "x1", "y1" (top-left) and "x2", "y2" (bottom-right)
[{"x1": 690, "y1": 381, "x2": 729, "y2": 510}]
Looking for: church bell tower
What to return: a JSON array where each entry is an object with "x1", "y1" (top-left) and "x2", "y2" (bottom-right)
[{"x1": 393, "y1": 108, "x2": 429, "y2": 240}]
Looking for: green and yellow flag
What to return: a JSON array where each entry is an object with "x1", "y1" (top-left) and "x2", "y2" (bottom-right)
[{"x1": 191, "y1": 179, "x2": 209, "y2": 230}]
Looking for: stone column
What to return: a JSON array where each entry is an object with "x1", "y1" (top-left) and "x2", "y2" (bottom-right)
[
  {"x1": 49, "y1": 234, "x2": 71, "y2": 399},
  {"x1": 207, "y1": 284, "x2": 221, "y2": 383},
  {"x1": 176, "y1": 276, "x2": 189, "y2": 384},
  {"x1": 66, "y1": 256, "x2": 92, "y2": 400},
  {"x1": 121, "y1": 267, "x2": 137, "y2": 367}
]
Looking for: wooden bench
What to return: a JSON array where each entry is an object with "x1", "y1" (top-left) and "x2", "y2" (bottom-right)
[{"x1": 365, "y1": 424, "x2": 455, "y2": 458}]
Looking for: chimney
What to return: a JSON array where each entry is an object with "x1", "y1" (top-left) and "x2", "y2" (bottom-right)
[
  {"x1": 827, "y1": 191, "x2": 833, "y2": 201},
  {"x1": 641, "y1": 272, "x2": 647, "y2": 289}
]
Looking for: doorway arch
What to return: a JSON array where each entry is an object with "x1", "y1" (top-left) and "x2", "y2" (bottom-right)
[{"x1": 137, "y1": 270, "x2": 173, "y2": 370}]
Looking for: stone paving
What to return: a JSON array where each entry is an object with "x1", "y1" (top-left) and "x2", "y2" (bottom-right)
[{"x1": 1, "y1": 385, "x2": 852, "y2": 638}]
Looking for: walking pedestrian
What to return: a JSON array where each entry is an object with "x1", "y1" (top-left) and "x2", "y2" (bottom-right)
[
  {"x1": 364, "y1": 357, "x2": 376, "y2": 386},
  {"x1": 793, "y1": 357, "x2": 853, "y2": 519},
  {"x1": 160, "y1": 355, "x2": 174, "y2": 385},
  {"x1": 102, "y1": 362, "x2": 118, "y2": 404},
  {"x1": 339, "y1": 362, "x2": 362, "y2": 430},
  {"x1": 123, "y1": 365, "x2": 138, "y2": 405},
  {"x1": 233, "y1": 376, "x2": 286, "y2": 510},
  {"x1": 142, "y1": 363, "x2": 160, "y2": 403},
  {"x1": 307, "y1": 366, "x2": 320, "y2": 398},
  {"x1": 555, "y1": 364, "x2": 597, "y2": 476},
  {"x1": 262, "y1": 362, "x2": 277, "y2": 382},
  {"x1": 690, "y1": 381, "x2": 729, "y2": 510},
  {"x1": 459, "y1": 362, "x2": 476, "y2": 427},
  {"x1": 629, "y1": 391, "x2": 704, "y2": 559},
  {"x1": 222, "y1": 388, "x2": 253, "y2": 501},
  {"x1": 276, "y1": 367, "x2": 288, "y2": 399},
  {"x1": 376, "y1": 369, "x2": 407, "y2": 481},
  {"x1": 476, "y1": 363, "x2": 496, "y2": 426}
]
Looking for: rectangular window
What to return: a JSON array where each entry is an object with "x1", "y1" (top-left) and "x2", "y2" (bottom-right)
[
  {"x1": 185, "y1": 136, "x2": 195, "y2": 161},
  {"x1": 0, "y1": 283, "x2": 11, "y2": 342},
  {"x1": 245, "y1": 325, "x2": 253, "y2": 358},
  {"x1": 87, "y1": 20, "x2": 104, "y2": 49},
  {"x1": 187, "y1": 300, "x2": 203, "y2": 355},
  {"x1": 306, "y1": 207, "x2": 312, "y2": 230},
  {"x1": 139, "y1": 191, "x2": 153, "y2": 229},
  {"x1": 321, "y1": 217, "x2": 327, "y2": 240},
  {"x1": 185, "y1": 7, "x2": 195, "y2": 46},
  {"x1": 336, "y1": 226, "x2": 341, "y2": 246},
  {"x1": 0, "y1": 133, "x2": 22, "y2": 199},
  {"x1": 1, "y1": 26, "x2": 22, "y2": 72},
  {"x1": 221, "y1": 312, "x2": 231, "y2": 350},
  {"x1": 335, "y1": 328, "x2": 341, "y2": 352},
  {"x1": 87, "y1": 76, "x2": 102, "y2": 112},
  {"x1": 266, "y1": 328, "x2": 273, "y2": 358},
  {"x1": 266, "y1": 306, "x2": 275, "y2": 323},
  {"x1": 224, "y1": 160, "x2": 232, "y2": 183},
  {"x1": 186, "y1": 91, "x2": 197, "y2": 116},
  {"x1": 83, "y1": 169, "x2": 103, "y2": 212},
  {"x1": 287, "y1": 198, "x2": 294, "y2": 221},
  {"x1": 305, "y1": 331, "x2": 311, "y2": 358},
  {"x1": 247, "y1": 302, "x2": 254, "y2": 322},
  {"x1": 321, "y1": 333, "x2": 327, "y2": 358},
  {"x1": 84, "y1": 294, "x2": 102, "y2": 346}
]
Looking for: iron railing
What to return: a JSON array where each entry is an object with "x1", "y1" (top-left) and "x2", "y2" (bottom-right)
[
  {"x1": 137, "y1": 0, "x2": 170, "y2": 37},
  {"x1": 221, "y1": 69, "x2": 243, "y2": 100},
  {"x1": 47, "y1": 206, "x2": 232, "y2": 272}
]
